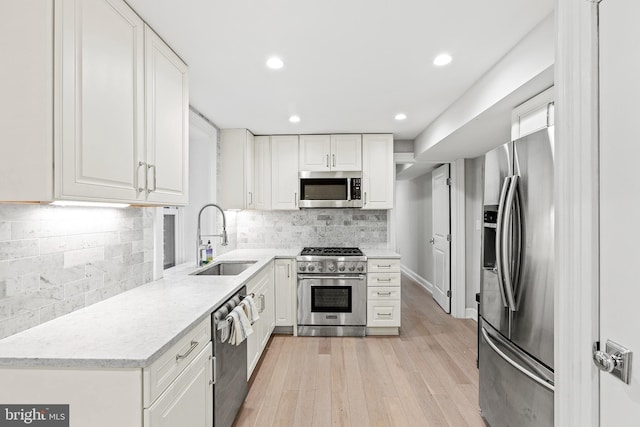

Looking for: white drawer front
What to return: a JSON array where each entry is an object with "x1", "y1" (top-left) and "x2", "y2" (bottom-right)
[
  {"x1": 367, "y1": 286, "x2": 401, "y2": 301},
  {"x1": 367, "y1": 301, "x2": 401, "y2": 327},
  {"x1": 143, "y1": 317, "x2": 211, "y2": 407},
  {"x1": 367, "y1": 272, "x2": 401, "y2": 287},
  {"x1": 367, "y1": 259, "x2": 401, "y2": 273}
]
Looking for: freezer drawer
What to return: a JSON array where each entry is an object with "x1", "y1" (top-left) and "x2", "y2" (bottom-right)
[{"x1": 479, "y1": 320, "x2": 553, "y2": 427}]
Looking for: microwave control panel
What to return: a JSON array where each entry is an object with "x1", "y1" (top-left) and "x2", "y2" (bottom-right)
[{"x1": 351, "y1": 178, "x2": 361, "y2": 200}]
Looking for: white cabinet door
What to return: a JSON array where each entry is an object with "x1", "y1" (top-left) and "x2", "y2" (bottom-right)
[
  {"x1": 271, "y1": 135, "x2": 299, "y2": 210},
  {"x1": 330, "y1": 134, "x2": 362, "y2": 171},
  {"x1": 246, "y1": 262, "x2": 275, "y2": 378},
  {"x1": 144, "y1": 343, "x2": 213, "y2": 427},
  {"x1": 144, "y1": 26, "x2": 189, "y2": 205},
  {"x1": 362, "y1": 134, "x2": 394, "y2": 209},
  {"x1": 253, "y1": 136, "x2": 272, "y2": 210},
  {"x1": 55, "y1": 0, "x2": 144, "y2": 203},
  {"x1": 220, "y1": 129, "x2": 254, "y2": 210},
  {"x1": 299, "y1": 135, "x2": 331, "y2": 171},
  {"x1": 274, "y1": 259, "x2": 295, "y2": 327},
  {"x1": 260, "y1": 266, "x2": 276, "y2": 350}
]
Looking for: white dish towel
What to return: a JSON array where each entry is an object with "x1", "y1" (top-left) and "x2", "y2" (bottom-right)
[
  {"x1": 227, "y1": 306, "x2": 254, "y2": 346},
  {"x1": 240, "y1": 295, "x2": 260, "y2": 324}
]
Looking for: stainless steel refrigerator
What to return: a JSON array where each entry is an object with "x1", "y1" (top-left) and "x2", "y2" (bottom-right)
[{"x1": 479, "y1": 127, "x2": 555, "y2": 427}]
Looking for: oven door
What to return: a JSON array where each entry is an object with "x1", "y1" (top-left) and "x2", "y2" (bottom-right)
[{"x1": 297, "y1": 275, "x2": 366, "y2": 326}]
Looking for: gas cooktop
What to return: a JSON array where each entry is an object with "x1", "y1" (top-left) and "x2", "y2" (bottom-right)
[{"x1": 299, "y1": 247, "x2": 364, "y2": 257}]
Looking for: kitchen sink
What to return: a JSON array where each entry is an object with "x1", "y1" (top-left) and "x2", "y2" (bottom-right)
[{"x1": 193, "y1": 261, "x2": 257, "y2": 276}]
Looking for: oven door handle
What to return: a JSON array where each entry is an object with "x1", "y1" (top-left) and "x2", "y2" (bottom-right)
[{"x1": 297, "y1": 275, "x2": 366, "y2": 280}]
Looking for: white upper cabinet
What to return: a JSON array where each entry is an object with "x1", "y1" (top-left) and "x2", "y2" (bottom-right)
[
  {"x1": 56, "y1": 0, "x2": 145, "y2": 203},
  {"x1": 299, "y1": 134, "x2": 362, "y2": 171},
  {"x1": 253, "y1": 136, "x2": 272, "y2": 210},
  {"x1": 299, "y1": 135, "x2": 331, "y2": 171},
  {"x1": 362, "y1": 134, "x2": 394, "y2": 210},
  {"x1": 0, "y1": 0, "x2": 189, "y2": 205},
  {"x1": 219, "y1": 129, "x2": 255, "y2": 210},
  {"x1": 271, "y1": 135, "x2": 299, "y2": 210},
  {"x1": 511, "y1": 86, "x2": 554, "y2": 140},
  {"x1": 330, "y1": 134, "x2": 362, "y2": 171},
  {"x1": 143, "y1": 26, "x2": 189, "y2": 205}
]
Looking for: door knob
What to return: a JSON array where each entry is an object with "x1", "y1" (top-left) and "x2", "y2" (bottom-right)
[
  {"x1": 429, "y1": 238, "x2": 435, "y2": 244},
  {"x1": 592, "y1": 340, "x2": 633, "y2": 384}
]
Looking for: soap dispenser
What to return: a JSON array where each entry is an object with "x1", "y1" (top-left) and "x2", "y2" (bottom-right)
[{"x1": 206, "y1": 240, "x2": 213, "y2": 263}]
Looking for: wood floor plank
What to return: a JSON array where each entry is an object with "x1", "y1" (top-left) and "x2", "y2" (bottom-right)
[{"x1": 233, "y1": 275, "x2": 483, "y2": 427}]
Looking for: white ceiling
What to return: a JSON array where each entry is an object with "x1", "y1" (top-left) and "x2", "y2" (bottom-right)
[{"x1": 127, "y1": 0, "x2": 553, "y2": 143}]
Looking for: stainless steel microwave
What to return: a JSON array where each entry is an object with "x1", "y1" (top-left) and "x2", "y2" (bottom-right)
[{"x1": 298, "y1": 171, "x2": 362, "y2": 208}]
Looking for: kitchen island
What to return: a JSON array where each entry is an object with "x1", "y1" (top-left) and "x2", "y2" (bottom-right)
[{"x1": 0, "y1": 247, "x2": 399, "y2": 427}]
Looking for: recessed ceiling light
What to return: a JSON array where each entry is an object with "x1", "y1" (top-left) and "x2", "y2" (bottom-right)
[
  {"x1": 266, "y1": 57, "x2": 284, "y2": 70},
  {"x1": 395, "y1": 113, "x2": 407, "y2": 121},
  {"x1": 433, "y1": 53, "x2": 452, "y2": 66},
  {"x1": 289, "y1": 115, "x2": 301, "y2": 123}
]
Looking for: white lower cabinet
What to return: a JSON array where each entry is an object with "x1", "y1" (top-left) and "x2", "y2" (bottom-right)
[
  {"x1": 144, "y1": 343, "x2": 213, "y2": 427},
  {"x1": 246, "y1": 261, "x2": 275, "y2": 379},
  {"x1": 367, "y1": 258, "x2": 401, "y2": 333},
  {"x1": 274, "y1": 259, "x2": 296, "y2": 328},
  {"x1": 0, "y1": 318, "x2": 212, "y2": 427}
]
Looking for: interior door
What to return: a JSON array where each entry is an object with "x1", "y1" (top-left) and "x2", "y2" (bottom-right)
[
  {"x1": 599, "y1": 1, "x2": 640, "y2": 422},
  {"x1": 431, "y1": 164, "x2": 451, "y2": 313}
]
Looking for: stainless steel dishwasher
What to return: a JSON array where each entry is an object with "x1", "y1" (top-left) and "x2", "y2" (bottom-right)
[{"x1": 212, "y1": 286, "x2": 248, "y2": 427}]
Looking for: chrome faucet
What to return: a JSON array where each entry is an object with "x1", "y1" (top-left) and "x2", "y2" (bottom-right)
[{"x1": 196, "y1": 203, "x2": 228, "y2": 266}]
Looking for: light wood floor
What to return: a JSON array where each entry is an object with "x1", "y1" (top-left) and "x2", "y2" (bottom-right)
[{"x1": 233, "y1": 275, "x2": 484, "y2": 427}]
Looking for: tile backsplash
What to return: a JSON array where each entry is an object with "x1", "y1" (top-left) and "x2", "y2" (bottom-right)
[
  {"x1": 235, "y1": 209, "x2": 388, "y2": 249},
  {"x1": 0, "y1": 204, "x2": 154, "y2": 339}
]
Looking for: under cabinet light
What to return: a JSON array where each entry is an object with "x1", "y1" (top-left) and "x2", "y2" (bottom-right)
[
  {"x1": 50, "y1": 201, "x2": 130, "y2": 208},
  {"x1": 395, "y1": 113, "x2": 407, "y2": 121},
  {"x1": 289, "y1": 115, "x2": 301, "y2": 123}
]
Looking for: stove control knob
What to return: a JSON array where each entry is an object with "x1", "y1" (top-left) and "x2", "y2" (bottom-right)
[
  {"x1": 308, "y1": 265, "x2": 315, "y2": 272},
  {"x1": 317, "y1": 263, "x2": 323, "y2": 271},
  {"x1": 348, "y1": 264, "x2": 356, "y2": 272},
  {"x1": 357, "y1": 264, "x2": 365, "y2": 272},
  {"x1": 338, "y1": 264, "x2": 345, "y2": 272},
  {"x1": 327, "y1": 263, "x2": 336, "y2": 272},
  {"x1": 299, "y1": 265, "x2": 306, "y2": 272}
]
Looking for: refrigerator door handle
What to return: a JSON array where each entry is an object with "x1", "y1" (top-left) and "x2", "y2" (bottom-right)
[
  {"x1": 495, "y1": 176, "x2": 512, "y2": 308},
  {"x1": 481, "y1": 326, "x2": 554, "y2": 392},
  {"x1": 501, "y1": 175, "x2": 519, "y2": 311}
]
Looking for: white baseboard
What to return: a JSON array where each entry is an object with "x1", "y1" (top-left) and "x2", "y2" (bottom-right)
[
  {"x1": 466, "y1": 308, "x2": 478, "y2": 322},
  {"x1": 401, "y1": 265, "x2": 433, "y2": 295}
]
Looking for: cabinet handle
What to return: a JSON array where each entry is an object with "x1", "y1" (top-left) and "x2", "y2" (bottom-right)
[
  {"x1": 147, "y1": 164, "x2": 157, "y2": 194},
  {"x1": 377, "y1": 291, "x2": 392, "y2": 296},
  {"x1": 137, "y1": 161, "x2": 147, "y2": 193},
  {"x1": 294, "y1": 192, "x2": 298, "y2": 207},
  {"x1": 332, "y1": 154, "x2": 336, "y2": 167},
  {"x1": 364, "y1": 192, "x2": 367, "y2": 206},
  {"x1": 376, "y1": 265, "x2": 392, "y2": 269},
  {"x1": 248, "y1": 192, "x2": 253, "y2": 206},
  {"x1": 287, "y1": 264, "x2": 291, "y2": 278},
  {"x1": 325, "y1": 154, "x2": 329, "y2": 168},
  {"x1": 259, "y1": 294, "x2": 265, "y2": 313},
  {"x1": 377, "y1": 313, "x2": 393, "y2": 317},
  {"x1": 176, "y1": 340, "x2": 199, "y2": 361}
]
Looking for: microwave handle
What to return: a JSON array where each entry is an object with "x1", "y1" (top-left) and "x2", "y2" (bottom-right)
[{"x1": 347, "y1": 178, "x2": 352, "y2": 201}]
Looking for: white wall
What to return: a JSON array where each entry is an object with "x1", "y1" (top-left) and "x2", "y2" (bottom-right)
[
  {"x1": 395, "y1": 172, "x2": 433, "y2": 290},
  {"x1": 178, "y1": 112, "x2": 219, "y2": 266},
  {"x1": 464, "y1": 157, "x2": 484, "y2": 316}
]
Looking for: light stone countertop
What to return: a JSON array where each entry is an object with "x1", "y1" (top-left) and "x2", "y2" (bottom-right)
[
  {"x1": 361, "y1": 248, "x2": 401, "y2": 259},
  {"x1": 0, "y1": 248, "x2": 299, "y2": 369}
]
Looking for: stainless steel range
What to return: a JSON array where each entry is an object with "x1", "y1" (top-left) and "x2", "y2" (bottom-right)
[{"x1": 296, "y1": 247, "x2": 367, "y2": 337}]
